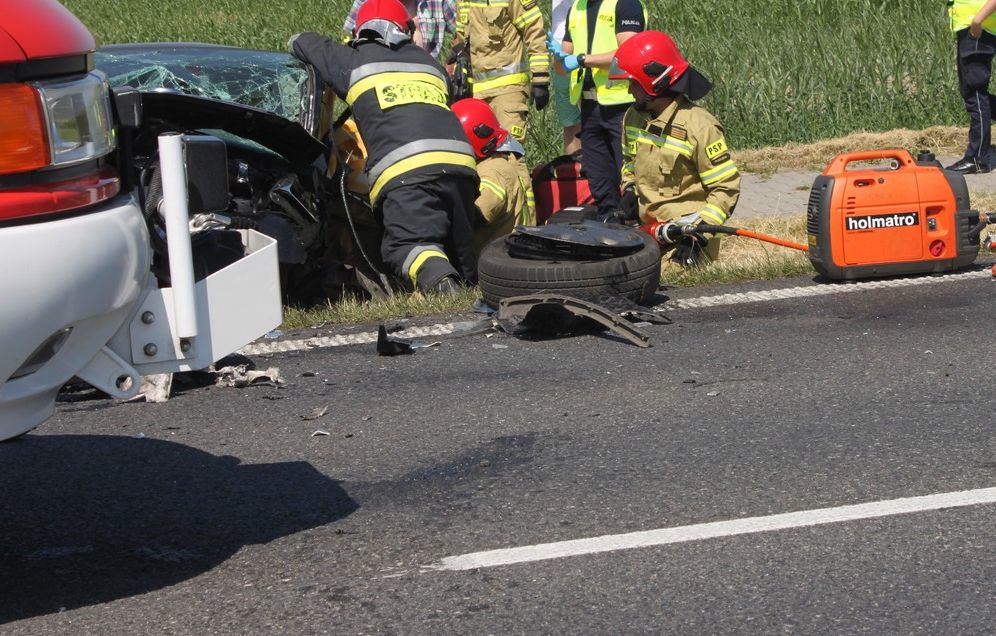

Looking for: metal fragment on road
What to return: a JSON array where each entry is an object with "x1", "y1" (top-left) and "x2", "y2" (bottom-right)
[
  {"x1": 301, "y1": 405, "x2": 329, "y2": 420},
  {"x1": 215, "y1": 364, "x2": 283, "y2": 388}
]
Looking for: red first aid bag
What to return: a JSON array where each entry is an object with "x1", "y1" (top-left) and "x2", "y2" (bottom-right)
[{"x1": 531, "y1": 154, "x2": 594, "y2": 224}]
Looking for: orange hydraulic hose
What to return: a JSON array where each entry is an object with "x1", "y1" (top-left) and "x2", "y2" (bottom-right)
[
  {"x1": 693, "y1": 223, "x2": 809, "y2": 252},
  {"x1": 731, "y1": 228, "x2": 809, "y2": 252}
]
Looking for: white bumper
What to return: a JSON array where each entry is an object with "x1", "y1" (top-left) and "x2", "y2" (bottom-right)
[{"x1": 0, "y1": 195, "x2": 151, "y2": 439}]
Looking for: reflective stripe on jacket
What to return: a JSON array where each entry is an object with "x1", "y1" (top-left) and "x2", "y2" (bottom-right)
[
  {"x1": 292, "y1": 32, "x2": 477, "y2": 204},
  {"x1": 620, "y1": 97, "x2": 740, "y2": 224},
  {"x1": 566, "y1": 0, "x2": 646, "y2": 105},
  {"x1": 456, "y1": 0, "x2": 549, "y2": 97},
  {"x1": 949, "y1": 0, "x2": 996, "y2": 33}
]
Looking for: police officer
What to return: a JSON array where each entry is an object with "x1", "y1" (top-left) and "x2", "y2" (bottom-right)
[
  {"x1": 609, "y1": 31, "x2": 740, "y2": 265},
  {"x1": 454, "y1": 0, "x2": 550, "y2": 141},
  {"x1": 451, "y1": 98, "x2": 536, "y2": 250},
  {"x1": 290, "y1": 0, "x2": 480, "y2": 294},
  {"x1": 948, "y1": 0, "x2": 996, "y2": 174},
  {"x1": 549, "y1": 0, "x2": 646, "y2": 217}
]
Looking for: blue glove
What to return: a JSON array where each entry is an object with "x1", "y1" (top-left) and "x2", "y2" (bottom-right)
[
  {"x1": 562, "y1": 54, "x2": 581, "y2": 71},
  {"x1": 546, "y1": 31, "x2": 564, "y2": 57}
]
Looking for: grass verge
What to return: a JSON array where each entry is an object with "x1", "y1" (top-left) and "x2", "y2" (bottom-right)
[
  {"x1": 281, "y1": 215, "x2": 814, "y2": 329},
  {"x1": 734, "y1": 126, "x2": 967, "y2": 174}
]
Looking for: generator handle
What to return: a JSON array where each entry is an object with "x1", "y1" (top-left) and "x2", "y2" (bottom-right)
[{"x1": 824, "y1": 149, "x2": 914, "y2": 174}]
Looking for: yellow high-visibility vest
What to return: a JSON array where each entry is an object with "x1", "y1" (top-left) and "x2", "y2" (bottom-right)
[
  {"x1": 566, "y1": 0, "x2": 646, "y2": 105},
  {"x1": 949, "y1": 0, "x2": 996, "y2": 34}
]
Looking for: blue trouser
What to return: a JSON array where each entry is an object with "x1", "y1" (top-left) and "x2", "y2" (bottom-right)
[
  {"x1": 579, "y1": 99, "x2": 629, "y2": 215},
  {"x1": 956, "y1": 28, "x2": 996, "y2": 165}
]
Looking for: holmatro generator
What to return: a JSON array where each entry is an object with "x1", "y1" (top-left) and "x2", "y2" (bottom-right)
[{"x1": 805, "y1": 149, "x2": 980, "y2": 280}]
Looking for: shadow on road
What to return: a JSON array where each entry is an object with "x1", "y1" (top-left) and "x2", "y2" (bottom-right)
[{"x1": 0, "y1": 434, "x2": 358, "y2": 624}]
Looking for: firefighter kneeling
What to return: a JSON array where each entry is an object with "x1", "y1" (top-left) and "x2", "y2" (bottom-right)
[
  {"x1": 291, "y1": 0, "x2": 480, "y2": 294},
  {"x1": 451, "y1": 98, "x2": 536, "y2": 251},
  {"x1": 608, "y1": 31, "x2": 740, "y2": 266}
]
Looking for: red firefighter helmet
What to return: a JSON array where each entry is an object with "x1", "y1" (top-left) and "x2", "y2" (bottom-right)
[
  {"x1": 608, "y1": 31, "x2": 712, "y2": 100},
  {"x1": 451, "y1": 98, "x2": 508, "y2": 159},
  {"x1": 353, "y1": 0, "x2": 414, "y2": 47}
]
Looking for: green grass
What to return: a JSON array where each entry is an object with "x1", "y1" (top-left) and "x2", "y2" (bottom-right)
[{"x1": 68, "y1": 0, "x2": 965, "y2": 166}]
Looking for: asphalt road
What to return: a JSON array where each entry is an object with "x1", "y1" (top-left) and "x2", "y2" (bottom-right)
[{"x1": 2, "y1": 270, "x2": 995, "y2": 634}]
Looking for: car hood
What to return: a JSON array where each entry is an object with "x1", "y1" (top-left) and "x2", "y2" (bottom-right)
[
  {"x1": 139, "y1": 91, "x2": 326, "y2": 166},
  {"x1": 95, "y1": 44, "x2": 325, "y2": 166}
]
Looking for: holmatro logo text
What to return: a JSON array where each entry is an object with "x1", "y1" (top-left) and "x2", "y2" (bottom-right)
[{"x1": 845, "y1": 212, "x2": 919, "y2": 231}]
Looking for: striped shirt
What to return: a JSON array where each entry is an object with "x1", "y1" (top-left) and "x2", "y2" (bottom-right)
[{"x1": 343, "y1": 0, "x2": 458, "y2": 60}]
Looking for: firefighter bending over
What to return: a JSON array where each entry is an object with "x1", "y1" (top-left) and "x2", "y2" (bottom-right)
[
  {"x1": 290, "y1": 0, "x2": 479, "y2": 294},
  {"x1": 451, "y1": 98, "x2": 536, "y2": 251},
  {"x1": 610, "y1": 31, "x2": 740, "y2": 265},
  {"x1": 452, "y1": 0, "x2": 550, "y2": 140}
]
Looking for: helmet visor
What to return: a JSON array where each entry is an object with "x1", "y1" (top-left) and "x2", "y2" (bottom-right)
[{"x1": 605, "y1": 57, "x2": 631, "y2": 89}]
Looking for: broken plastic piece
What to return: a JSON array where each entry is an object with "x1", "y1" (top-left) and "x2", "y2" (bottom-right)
[
  {"x1": 495, "y1": 294, "x2": 652, "y2": 348},
  {"x1": 377, "y1": 325, "x2": 414, "y2": 356}
]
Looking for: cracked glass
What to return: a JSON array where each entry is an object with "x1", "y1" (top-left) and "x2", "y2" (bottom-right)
[{"x1": 95, "y1": 46, "x2": 311, "y2": 124}]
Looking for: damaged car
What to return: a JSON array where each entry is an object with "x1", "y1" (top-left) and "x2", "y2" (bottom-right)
[
  {"x1": 1, "y1": 1, "x2": 281, "y2": 440},
  {"x1": 94, "y1": 43, "x2": 390, "y2": 303}
]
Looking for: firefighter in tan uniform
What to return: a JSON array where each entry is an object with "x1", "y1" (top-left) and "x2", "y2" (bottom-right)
[
  {"x1": 610, "y1": 30, "x2": 739, "y2": 265},
  {"x1": 454, "y1": 0, "x2": 550, "y2": 140},
  {"x1": 452, "y1": 98, "x2": 536, "y2": 250}
]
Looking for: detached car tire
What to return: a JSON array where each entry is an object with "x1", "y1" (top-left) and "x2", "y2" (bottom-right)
[{"x1": 478, "y1": 227, "x2": 661, "y2": 307}]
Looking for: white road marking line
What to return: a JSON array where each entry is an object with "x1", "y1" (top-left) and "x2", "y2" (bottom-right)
[
  {"x1": 663, "y1": 268, "x2": 990, "y2": 310},
  {"x1": 239, "y1": 320, "x2": 482, "y2": 355},
  {"x1": 427, "y1": 486, "x2": 996, "y2": 571},
  {"x1": 239, "y1": 268, "x2": 992, "y2": 355}
]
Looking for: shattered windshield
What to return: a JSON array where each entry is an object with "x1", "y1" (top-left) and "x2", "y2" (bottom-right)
[{"x1": 95, "y1": 45, "x2": 312, "y2": 124}]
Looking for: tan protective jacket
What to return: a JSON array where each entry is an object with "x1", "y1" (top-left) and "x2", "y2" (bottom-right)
[
  {"x1": 474, "y1": 151, "x2": 535, "y2": 249},
  {"x1": 621, "y1": 97, "x2": 740, "y2": 225},
  {"x1": 456, "y1": 0, "x2": 549, "y2": 97}
]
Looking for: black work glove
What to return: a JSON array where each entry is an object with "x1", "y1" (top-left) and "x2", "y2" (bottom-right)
[
  {"x1": 446, "y1": 40, "x2": 468, "y2": 66},
  {"x1": 620, "y1": 184, "x2": 639, "y2": 221},
  {"x1": 531, "y1": 84, "x2": 550, "y2": 110},
  {"x1": 670, "y1": 234, "x2": 709, "y2": 267},
  {"x1": 598, "y1": 209, "x2": 627, "y2": 224}
]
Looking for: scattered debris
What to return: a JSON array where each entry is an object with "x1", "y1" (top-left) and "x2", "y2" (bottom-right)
[
  {"x1": 311, "y1": 430, "x2": 331, "y2": 437},
  {"x1": 301, "y1": 405, "x2": 329, "y2": 420},
  {"x1": 492, "y1": 344, "x2": 508, "y2": 349},
  {"x1": 376, "y1": 325, "x2": 414, "y2": 356},
  {"x1": 214, "y1": 364, "x2": 283, "y2": 388},
  {"x1": 264, "y1": 329, "x2": 284, "y2": 339},
  {"x1": 706, "y1": 391, "x2": 719, "y2": 397},
  {"x1": 300, "y1": 371, "x2": 318, "y2": 377},
  {"x1": 412, "y1": 341, "x2": 441, "y2": 349},
  {"x1": 127, "y1": 373, "x2": 174, "y2": 403},
  {"x1": 496, "y1": 294, "x2": 653, "y2": 348},
  {"x1": 595, "y1": 294, "x2": 672, "y2": 325}
]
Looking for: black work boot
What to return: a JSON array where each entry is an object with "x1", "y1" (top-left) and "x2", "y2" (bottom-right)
[{"x1": 428, "y1": 275, "x2": 463, "y2": 296}]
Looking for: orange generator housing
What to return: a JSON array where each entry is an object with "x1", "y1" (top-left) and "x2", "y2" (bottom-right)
[{"x1": 806, "y1": 149, "x2": 979, "y2": 280}]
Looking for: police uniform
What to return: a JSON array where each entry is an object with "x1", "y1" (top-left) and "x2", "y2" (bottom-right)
[
  {"x1": 949, "y1": 0, "x2": 996, "y2": 172},
  {"x1": 292, "y1": 32, "x2": 480, "y2": 291},
  {"x1": 473, "y1": 142, "x2": 536, "y2": 250},
  {"x1": 621, "y1": 96, "x2": 740, "y2": 261},
  {"x1": 563, "y1": 0, "x2": 646, "y2": 214},
  {"x1": 456, "y1": 0, "x2": 549, "y2": 140}
]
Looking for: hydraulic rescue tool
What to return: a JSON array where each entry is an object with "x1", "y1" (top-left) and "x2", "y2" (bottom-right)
[{"x1": 642, "y1": 149, "x2": 995, "y2": 281}]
